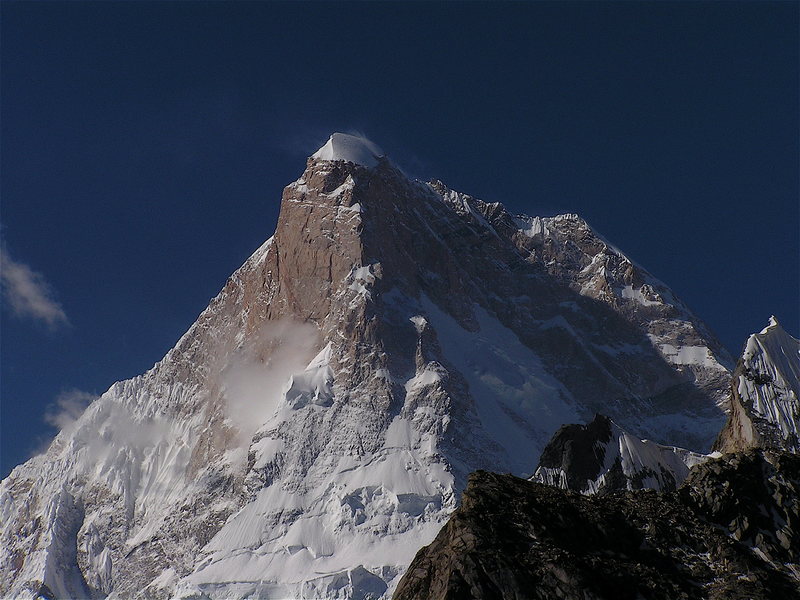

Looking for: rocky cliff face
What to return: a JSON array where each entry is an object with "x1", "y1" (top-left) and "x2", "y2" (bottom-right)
[
  {"x1": 394, "y1": 450, "x2": 800, "y2": 600},
  {"x1": 715, "y1": 317, "x2": 800, "y2": 454},
  {"x1": 531, "y1": 414, "x2": 708, "y2": 494},
  {"x1": 0, "y1": 134, "x2": 732, "y2": 599}
]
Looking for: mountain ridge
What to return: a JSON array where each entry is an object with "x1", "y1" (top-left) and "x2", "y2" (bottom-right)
[{"x1": 531, "y1": 414, "x2": 709, "y2": 494}]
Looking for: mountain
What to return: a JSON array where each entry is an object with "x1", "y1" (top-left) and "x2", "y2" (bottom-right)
[
  {"x1": 531, "y1": 414, "x2": 709, "y2": 494},
  {"x1": 393, "y1": 450, "x2": 800, "y2": 600},
  {"x1": 0, "y1": 134, "x2": 732, "y2": 599},
  {"x1": 715, "y1": 317, "x2": 800, "y2": 453}
]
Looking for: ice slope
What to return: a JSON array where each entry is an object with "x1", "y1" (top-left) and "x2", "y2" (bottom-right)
[
  {"x1": 716, "y1": 317, "x2": 800, "y2": 453},
  {"x1": 430, "y1": 180, "x2": 732, "y2": 448},
  {"x1": 532, "y1": 414, "x2": 709, "y2": 494},
  {"x1": 418, "y1": 297, "x2": 582, "y2": 475},
  {"x1": 740, "y1": 317, "x2": 800, "y2": 446},
  {"x1": 311, "y1": 133, "x2": 384, "y2": 167},
  {"x1": 431, "y1": 181, "x2": 733, "y2": 408}
]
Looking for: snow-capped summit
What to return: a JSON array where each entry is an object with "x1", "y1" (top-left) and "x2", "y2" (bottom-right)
[
  {"x1": 715, "y1": 316, "x2": 800, "y2": 453},
  {"x1": 311, "y1": 132, "x2": 384, "y2": 166}
]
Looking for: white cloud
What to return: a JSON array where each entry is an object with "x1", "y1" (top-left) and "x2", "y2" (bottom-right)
[
  {"x1": 223, "y1": 318, "x2": 320, "y2": 445},
  {"x1": 0, "y1": 245, "x2": 69, "y2": 327},
  {"x1": 44, "y1": 389, "x2": 98, "y2": 433}
]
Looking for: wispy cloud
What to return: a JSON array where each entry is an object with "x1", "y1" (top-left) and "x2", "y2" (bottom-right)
[
  {"x1": 223, "y1": 318, "x2": 319, "y2": 445},
  {"x1": 44, "y1": 389, "x2": 98, "y2": 433},
  {"x1": 25, "y1": 388, "x2": 98, "y2": 459},
  {"x1": 0, "y1": 245, "x2": 69, "y2": 328}
]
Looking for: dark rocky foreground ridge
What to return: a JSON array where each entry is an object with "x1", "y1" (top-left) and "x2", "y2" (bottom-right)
[{"x1": 393, "y1": 450, "x2": 800, "y2": 600}]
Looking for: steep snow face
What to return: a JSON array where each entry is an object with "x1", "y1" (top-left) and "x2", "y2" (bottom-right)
[
  {"x1": 1, "y1": 142, "x2": 732, "y2": 600},
  {"x1": 742, "y1": 317, "x2": 800, "y2": 446},
  {"x1": 0, "y1": 237, "x2": 300, "y2": 600},
  {"x1": 716, "y1": 317, "x2": 800, "y2": 453},
  {"x1": 418, "y1": 297, "x2": 582, "y2": 475},
  {"x1": 531, "y1": 414, "x2": 709, "y2": 494},
  {"x1": 311, "y1": 133, "x2": 384, "y2": 167}
]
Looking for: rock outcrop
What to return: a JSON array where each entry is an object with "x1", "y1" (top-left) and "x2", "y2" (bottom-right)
[
  {"x1": 394, "y1": 450, "x2": 800, "y2": 600},
  {"x1": 531, "y1": 414, "x2": 708, "y2": 494}
]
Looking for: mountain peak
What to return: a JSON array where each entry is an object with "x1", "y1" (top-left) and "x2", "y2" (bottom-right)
[
  {"x1": 532, "y1": 413, "x2": 707, "y2": 494},
  {"x1": 714, "y1": 317, "x2": 800, "y2": 453},
  {"x1": 763, "y1": 315, "x2": 782, "y2": 333},
  {"x1": 311, "y1": 133, "x2": 384, "y2": 167}
]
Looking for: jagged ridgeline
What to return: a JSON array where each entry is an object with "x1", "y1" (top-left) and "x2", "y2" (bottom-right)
[{"x1": 2, "y1": 134, "x2": 733, "y2": 599}]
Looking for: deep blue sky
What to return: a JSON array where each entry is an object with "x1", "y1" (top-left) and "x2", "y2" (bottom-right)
[{"x1": 1, "y1": 2, "x2": 797, "y2": 477}]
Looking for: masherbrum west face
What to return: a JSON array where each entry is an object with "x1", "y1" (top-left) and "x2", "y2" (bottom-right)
[{"x1": 1, "y1": 133, "x2": 733, "y2": 599}]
